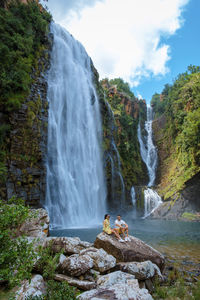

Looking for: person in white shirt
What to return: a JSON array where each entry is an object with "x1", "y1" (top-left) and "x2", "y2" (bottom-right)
[{"x1": 115, "y1": 215, "x2": 131, "y2": 241}]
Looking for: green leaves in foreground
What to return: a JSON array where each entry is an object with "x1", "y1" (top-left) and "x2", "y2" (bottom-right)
[{"x1": 0, "y1": 198, "x2": 35, "y2": 288}]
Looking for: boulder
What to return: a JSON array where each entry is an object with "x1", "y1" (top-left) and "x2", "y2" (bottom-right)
[
  {"x1": 54, "y1": 274, "x2": 96, "y2": 291},
  {"x1": 15, "y1": 275, "x2": 46, "y2": 299},
  {"x1": 58, "y1": 254, "x2": 94, "y2": 277},
  {"x1": 19, "y1": 208, "x2": 49, "y2": 238},
  {"x1": 94, "y1": 233, "x2": 165, "y2": 272},
  {"x1": 77, "y1": 271, "x2": 153, "y2": 300},
  {"x1": 44, "y1": 237, "x2": 92, "y2": 255},
  {"x1": 80, "y1": 247, "x2": 116, "y2": 272},
  {"x1": 116, "y1": 260, "x2": 163, "y2": 281},
  {"x1": 96, "y1": 270, "x2": 136, "y2": 287}
]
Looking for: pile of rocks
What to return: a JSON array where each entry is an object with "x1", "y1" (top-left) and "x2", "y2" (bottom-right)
[{"x1": 16, "y1": 209, "x2": 165, "y2": 299}]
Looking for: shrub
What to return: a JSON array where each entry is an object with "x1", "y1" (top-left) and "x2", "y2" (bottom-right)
[{"x1": 0, "y1": 197, "x2": 35, "y2": 288}]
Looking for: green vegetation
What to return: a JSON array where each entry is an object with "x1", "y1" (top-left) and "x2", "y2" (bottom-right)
[
  {"x1": 109, "y1": 77, "x2": 136, "y2": 99},
  {"x1": 151, "y1": 65, "x2": 200, "y2": 199},
  {"x1": 181, "y1": 212, "x2": 199, "y2": 221},
  {"x1": 37, "y1": 242, "x2": 62, "y2": 280},
  {"x1": 0, "y1": 0, "x2": 51, "y2": 111},
  {"x1": 0, "y1": 197, "x2": 35, "y2": 288},
  {"x1": 0, "y1": 198, "x2": 77, "y2": 299},
  {"x1": 153, "y1": 266, "x2": 200, "y2": 300},
  {"x1": 0, "y1": 0, "x2": 51, "y2": 196},
  {"x1": 44, "y1": 280, "x2": 77, "y2": 300}
]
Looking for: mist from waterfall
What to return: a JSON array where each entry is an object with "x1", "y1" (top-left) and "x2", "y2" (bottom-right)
[
  {"x1": 137, "y1": 105, "x2": 162, "y2": 217},
  {"x1": 45, "y1": 23, "x2": 106, "y2": 228}
]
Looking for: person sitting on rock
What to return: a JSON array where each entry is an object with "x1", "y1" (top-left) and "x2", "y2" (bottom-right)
[
  {"x1": 115, "y1": 215, "x2": 131, "y2": 241},
  {"x1": 103, "y1": 214, "x2": 125, "y2": 243}
]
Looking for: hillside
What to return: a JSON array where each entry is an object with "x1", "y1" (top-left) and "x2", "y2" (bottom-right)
[{"x1": 151, "y1": 65, "x2": 200, "y2": 211}]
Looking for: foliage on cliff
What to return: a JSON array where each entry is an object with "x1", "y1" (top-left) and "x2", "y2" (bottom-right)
[
  {"x1": 0, "y1": 0, "x2": 51, "y2": 201},
  {"x1": 101, "y1": 78, "x2": 148, "y2": 195},
  {"x1": 151, "y1": 65, "x2": 200, "y2": 199},
  {"x1": 0, "y1": 0, "x2": 51, "y2": 111}
]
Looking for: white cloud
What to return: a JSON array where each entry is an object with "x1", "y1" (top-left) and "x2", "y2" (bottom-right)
[
  {"x1": 136, "y1": 92, "x2": 143, "y2": 100},
  {"x1": 51, "y1": 0, "x2": 189, "y2": 86}
]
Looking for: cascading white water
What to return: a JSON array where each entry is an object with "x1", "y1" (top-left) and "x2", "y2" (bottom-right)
[
  {"x1": 137, "y1": 105, "x2": 162, "y2": 217},
  {"x1": 45, "y1": 23, "x2": 106, "y2": 228},
  {"x1": 138, "y1": 105, "x2": 157, "y2": 187},
  {"x1": 143, "y1": 188, "x2": 162, "y2": 218},
  {"x1": 145, "y1": 106, "x2": 158, "y2": 187},
  {"x1": 131, "y1": 186, "x2": 136, "y2": 206}
]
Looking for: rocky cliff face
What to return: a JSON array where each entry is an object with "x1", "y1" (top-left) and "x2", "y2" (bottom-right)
[
  {"x1": 1, "y1": 37, "x2": 52, "y2": 206},
  {"x1": 92, "y1": 73, "x2": 148, "y2": 208}
]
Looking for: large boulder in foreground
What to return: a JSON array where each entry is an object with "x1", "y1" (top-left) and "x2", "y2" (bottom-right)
[
  {"x1": 94, "y1": 233, "x2": 165, "y2": 272},
  {"x1": 116, "y1": 260, "x2": 163, "y2": 281},
  {"x1": 78, "y1": 271, "x2": 153, "y2": 300},
  {"x1": 58, "y1": 253, "x2": 94, "y2": 277},
  {"x1": 80, "y1": 247, "x2": 116, "y2": 273}
]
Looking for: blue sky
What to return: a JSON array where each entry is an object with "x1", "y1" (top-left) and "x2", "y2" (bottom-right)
[
  {"x1": 41, "y1": 0, "x2": 199, "y2": 103},
  {"x1": 135, "y1": 0, "x2": 200, "y2": 102}
]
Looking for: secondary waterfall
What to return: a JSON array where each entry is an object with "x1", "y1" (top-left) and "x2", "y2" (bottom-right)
[
  {"x1": 138, "y1": 105, "x2": 157, "y2": 187},
  {"x1": 138, "y1": 105, "x2": 162, "y2": 217},
  {"x1": 143, "y1": 188, "x2": 162, "y2": 218},
  {"x1": 45, "y1": 23, "x2": 106, "y2": 228},
  {"x1": 131, "y1": 186, "x2": 136, "y2": 206}
]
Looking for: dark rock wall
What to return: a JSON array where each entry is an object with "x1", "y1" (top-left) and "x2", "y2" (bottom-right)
[
  {"x1": 92, "y1": 67, "x2": 148, "y2": 208},
  {"x1": 4, "y1": 38, "x2": 52, "y2": 207}
]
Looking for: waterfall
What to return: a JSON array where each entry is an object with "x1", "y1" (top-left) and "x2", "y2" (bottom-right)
[
  {"x1": 137, "y1": 105, "x2": 162, "y2": 217},
  {"x1": 138, "y1": 105, "x2": 157, "y2": 187},
  {"x1": 131, "y1": 186, "x2": 136, "y2": 206},
  {"x1": 145, "y1": 106, "x2": 158, "y2": 187},
  {"x1": 143, "y1": 188, "x2": 162, "y2": 218},
  {"x1": 45, "y1": 23, "x2": 106, "y2": 228}
]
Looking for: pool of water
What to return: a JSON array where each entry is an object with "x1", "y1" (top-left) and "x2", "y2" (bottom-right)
[
  {"x1": 50, "y1": 218, "x2": 200, "y2": 276},
  {"x1": 50, "y1": 219, "x2": 200, "y2": 246}
]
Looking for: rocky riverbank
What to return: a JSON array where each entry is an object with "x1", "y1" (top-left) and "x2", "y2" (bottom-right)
[{"x1": 3, "y1": 208, "x2": 165, "y2": 299}]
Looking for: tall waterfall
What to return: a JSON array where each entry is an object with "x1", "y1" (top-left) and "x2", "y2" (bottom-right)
[
  {"x1": 45, "y1": 23, "x2": 106, "y2": 228},
  {"x1": 138, "y1": 105, "x2": 157, "y2": 187},
  {"x1": 138, "y1": 105, "x2": 162, "y2": 217}
]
